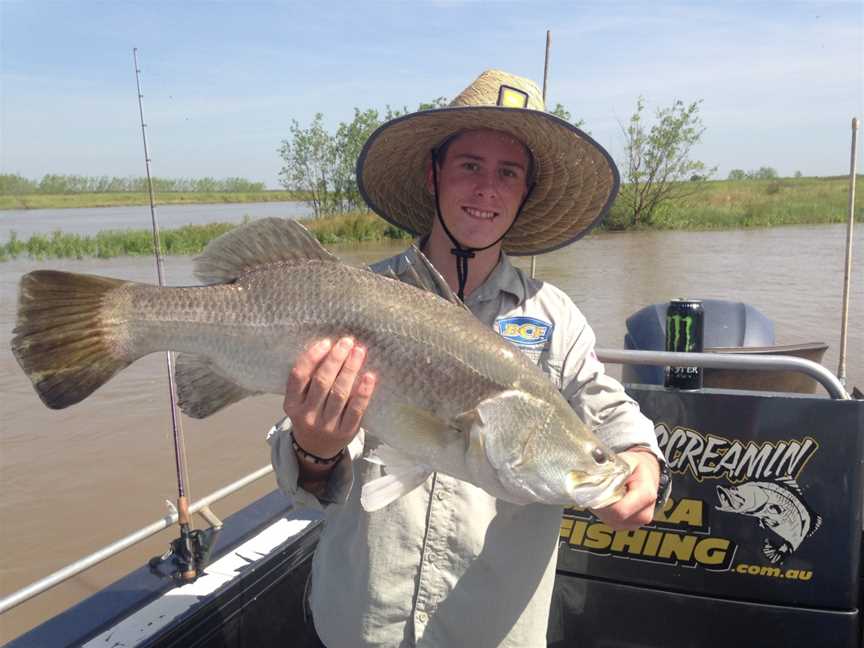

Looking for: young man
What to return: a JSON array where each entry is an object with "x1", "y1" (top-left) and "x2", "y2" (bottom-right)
[{"x1": 269, "y1": 70, "x2": 667, "y2": 647}]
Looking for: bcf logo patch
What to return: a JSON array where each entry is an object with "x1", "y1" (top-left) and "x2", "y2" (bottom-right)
[{"x1": 497, "y1": 316, "x2": 553, "y2": 347}]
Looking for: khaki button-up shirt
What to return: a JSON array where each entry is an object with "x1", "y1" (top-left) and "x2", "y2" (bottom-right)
[{"x1": 268, "y1": 248, "x2": 661, "y2": 647}]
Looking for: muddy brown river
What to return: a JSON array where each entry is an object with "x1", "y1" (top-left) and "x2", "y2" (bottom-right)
[{"x1": 1, "y1": 224, "x2": 861, "y2": 640}]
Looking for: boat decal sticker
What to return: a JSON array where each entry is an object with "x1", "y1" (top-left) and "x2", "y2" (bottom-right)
[{"x1": 560, "y1": 422, "x2": 823, "y2": 577}]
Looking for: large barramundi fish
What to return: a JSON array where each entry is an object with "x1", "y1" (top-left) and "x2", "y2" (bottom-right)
[{"x1": 11, "y1": 218, "x2": 631, "y2": 511}]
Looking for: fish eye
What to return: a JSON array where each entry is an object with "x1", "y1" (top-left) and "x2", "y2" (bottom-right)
[{"x1": 591, "y1": 447, "x2": 608, "y2": 464}]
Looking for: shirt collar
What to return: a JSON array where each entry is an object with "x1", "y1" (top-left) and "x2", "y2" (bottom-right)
[
  {"x1": 395, "y1": 244, "x2": 526, "y2": 306},
  {"x1": 466, "y1": 252, "x2": 526, "y2": 306}
]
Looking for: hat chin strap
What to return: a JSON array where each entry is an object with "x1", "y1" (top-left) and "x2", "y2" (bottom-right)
[{"x1": 430, "y1": 150, "x2": 534, "y2": 301}]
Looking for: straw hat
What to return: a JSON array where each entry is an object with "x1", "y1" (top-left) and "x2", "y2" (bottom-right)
[{"x1": 356, "y1": 69, "x2": 619, "y2": 256}]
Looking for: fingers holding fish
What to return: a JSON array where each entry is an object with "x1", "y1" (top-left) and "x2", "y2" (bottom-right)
[
  {"x1": 338, "y1": 370, "x2": 377, "y2": 440},
  {"x1": 283, "y1": 338, "x2": 334, "y2": 413},
  {"x1": 304, "y1": 337, "x2": 357, "y2": 415},
  {"x1": 591, "y1": 449, "x2": 659, "y2": 531},
  {"x1": 320, "y1": 342, "x2": 370, "y2": 431},
  {"x1": 284, "y1": 337, "x2": 372, "y2": 458}
]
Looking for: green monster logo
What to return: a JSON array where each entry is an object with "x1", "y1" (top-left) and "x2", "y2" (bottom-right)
[{"x1": 667, "y1": 314, "x2": 696, "y2": 352}]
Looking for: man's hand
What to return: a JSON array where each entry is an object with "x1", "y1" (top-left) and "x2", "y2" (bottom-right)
[
  {"x1": 591, "y1": 448, "x2": 661, "y2": 531},
  {"x1": 283, "y1": 337, "x2": 377, "y2": 460}
]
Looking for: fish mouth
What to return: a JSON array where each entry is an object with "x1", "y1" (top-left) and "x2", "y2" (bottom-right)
[
  {"x1": 716, "y1": 486, "x2": 741, "y2": 511},
  {"x1": 462, "y1": 206, "x2": 499, "y2": 221},
  {"x1": 567, "y1": 463, "x2": 631, "y2": 509}
]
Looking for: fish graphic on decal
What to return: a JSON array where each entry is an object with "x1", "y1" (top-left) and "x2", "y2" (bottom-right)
[{"x1": 716, "y1": 479, "x2": 822, "y2": 564}]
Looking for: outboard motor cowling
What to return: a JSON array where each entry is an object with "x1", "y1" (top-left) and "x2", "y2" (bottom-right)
[{"x1": 623, "y1": 299, "x2": 775, "y2": 385}]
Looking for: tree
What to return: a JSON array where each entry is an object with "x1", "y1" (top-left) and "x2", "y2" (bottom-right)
[
  {"x1": 278, "y1": 113, "x2": 339, "y2": 218},
  {"x1": 278, "y1": 99, "x2": 450, "y2": 217},
  {"x1": 749, "y1": 166, "x2": 778, "y2": 180},
  {"x1": 0, "y1": 174, "x2": 38, "y2": 194},
  {"x1": 618, "y1": 97, "x2": 715, "y2": 227},
  {"x1": 417, "y1": 97, "x2": 448, "y2": 111},
  {"x1": 728, "y1": 169, "x2": 747, "y2": 181},
  {"x1": 333, "y1": 108, "x2": 383, "y2": 212},
  {"x1": 549, "y1": 103, "x2": 585, "y2": 129}
]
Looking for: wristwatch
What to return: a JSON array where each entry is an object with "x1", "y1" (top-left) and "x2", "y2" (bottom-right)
[{"x1": 655, "y1": 459, "x2": 672, "y2": 510}]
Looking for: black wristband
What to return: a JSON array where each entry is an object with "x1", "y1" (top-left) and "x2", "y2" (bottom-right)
[{"x1": 290, "y1": 432, "x2": 345, "y2": 466}]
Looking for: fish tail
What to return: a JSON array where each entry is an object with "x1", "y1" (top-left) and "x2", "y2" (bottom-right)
[{"x1": 11, "y1": 270, "x2": 133, "y2": 409}]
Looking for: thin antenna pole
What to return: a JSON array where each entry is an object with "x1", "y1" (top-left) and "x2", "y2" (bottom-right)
[
  {"x1": 531, "y1": 30, "x2": 551, "y2": 279},
  {"x1": 837, "y1": 117, "x2": 859, "y2": 385},
  {"x1": 132, "y1": 49, "x2": 192, "y2": 509},
  {"x1": 542, "y1": 30, "x2": 551, "y2": 103}
]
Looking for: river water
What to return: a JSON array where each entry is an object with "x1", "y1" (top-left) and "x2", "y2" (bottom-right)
[
  {"x1": 0, "y1": 201, "x2": 313, "y2": 242},
  {"x1": 0, "y1": 220, "x2": 861, "y2": 640}
]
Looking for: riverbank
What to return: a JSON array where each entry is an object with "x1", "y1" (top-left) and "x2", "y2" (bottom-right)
[
  {"x1": 0, "y1": 190, "x2": 304, "y2": 210},
  {"x1": 605, "y1": 176, "x2": 861, "y2": 230},
  {"x1": 0, "y1": 213, "x2": 411, "y2": 261},
  {"x1": 1, "y1": 177, "x2": 860, "y2": 260}
]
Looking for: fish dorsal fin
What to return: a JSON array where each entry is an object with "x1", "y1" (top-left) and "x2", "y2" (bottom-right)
[
  {"x1": 776, "y1": 477, "x2": 802, "y2": 495},
  {"x1": 379, "y1": 267, "x2": 401, "y2": 282},
  {"x1": 194, "y1": 218, "x2": 338, "y2": 284},
  {"x1": 809, "y1": 513, "x2": 823, "y2": 535},
  {"x1": 403, "y1": 245, "x2": 469, "y2": 311}
]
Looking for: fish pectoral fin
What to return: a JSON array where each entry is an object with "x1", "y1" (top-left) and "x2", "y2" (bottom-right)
[
  {"x1": 405, "y1": 244, "x2": 469, "y2": 310},
  {"x1": 361, "y1": 447, "x2": 432, "y2": 512},
  {"x1": 193, "y1": 218, "x2": 338, "y2": 284},
  {"x1": 392, "y1": 403, "x2": 461, "y2": 446},
  {"x1": 176, "y1": 354, "x2": 260, "y2": 418},
  {"x1": 761, "y1": 539, "x2": 791, "y2": 564}
]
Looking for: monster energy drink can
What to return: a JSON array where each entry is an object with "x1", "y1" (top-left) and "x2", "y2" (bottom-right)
[{"x1": 664, "y1": 298, "x2": 704, "y2": 390}]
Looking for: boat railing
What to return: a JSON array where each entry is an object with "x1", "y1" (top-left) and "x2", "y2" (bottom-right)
[
  {"x1": 0, "y1": 349, "x2": 850, "y2": 616},
  {"x1": 597, "y1": 349, "x2": 851, "y2": 400}
]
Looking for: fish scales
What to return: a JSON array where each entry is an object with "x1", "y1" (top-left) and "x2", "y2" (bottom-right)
[{"x1": 127, "y1": 263, "x2": 512, "y2": 404}]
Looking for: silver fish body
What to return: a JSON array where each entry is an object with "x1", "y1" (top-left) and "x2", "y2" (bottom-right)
[{"x1": 12, "y1": 218, "x2": 631, "y2": 510}]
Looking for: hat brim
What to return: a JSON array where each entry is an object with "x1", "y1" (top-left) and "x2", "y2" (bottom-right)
[{"x1": 356, "y1": 106, "x2": 619, "y2": 256}]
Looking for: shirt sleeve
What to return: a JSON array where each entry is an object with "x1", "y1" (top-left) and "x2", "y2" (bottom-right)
[
  {"x1": 266, "y1": 416, "x2": 364, "y2": 510},
  {"x1": 558, "y1": 307, "x2": 664, "y2": 464}
]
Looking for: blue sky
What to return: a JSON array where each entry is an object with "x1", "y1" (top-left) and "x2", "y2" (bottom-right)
[{"x1": 1, "y1": 1, "x2": 861, "y2": 188}]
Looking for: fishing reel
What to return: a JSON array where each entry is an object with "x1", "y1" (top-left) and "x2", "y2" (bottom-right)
[{"x1": 149, "y1": 499, "x2": 222, "y2": 584}]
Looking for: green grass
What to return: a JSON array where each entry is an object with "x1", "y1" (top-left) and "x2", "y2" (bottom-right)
[
  {"x1": 303, "y1": 212, "x2": 412, "y2": 245},
  {"x1": 601, "y1": 176, "x2": 861, "y2": 231},
  {"x1": 0, "y1": 222, "x2": 241, "y2": 261},
  {"x1": 0, "y1": 213, "x2": 411, "y2": 261},
  {"x1": 0, "y1": 191, "x2": 308, "y2": 210}
]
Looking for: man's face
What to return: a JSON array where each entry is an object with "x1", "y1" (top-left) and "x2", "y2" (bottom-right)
[{"x1": 428, "y1": 129, "x2": 531, "y2": 250}]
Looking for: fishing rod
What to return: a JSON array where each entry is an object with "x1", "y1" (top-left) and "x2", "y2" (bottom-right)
[
  {"x1": 133, "y1": 48, "x2": 216, "y2": 582},
  {"x1": 837, "y1": 117, "x2": 858, "y2": 388},
  {"x1": 531, "y1": 30, "x2": 551, "y2": 280}
]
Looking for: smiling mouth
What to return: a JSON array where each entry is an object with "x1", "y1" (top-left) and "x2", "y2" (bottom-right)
[{"x1": 463, "y1": 206, "x2": 498, "y2": 220}]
